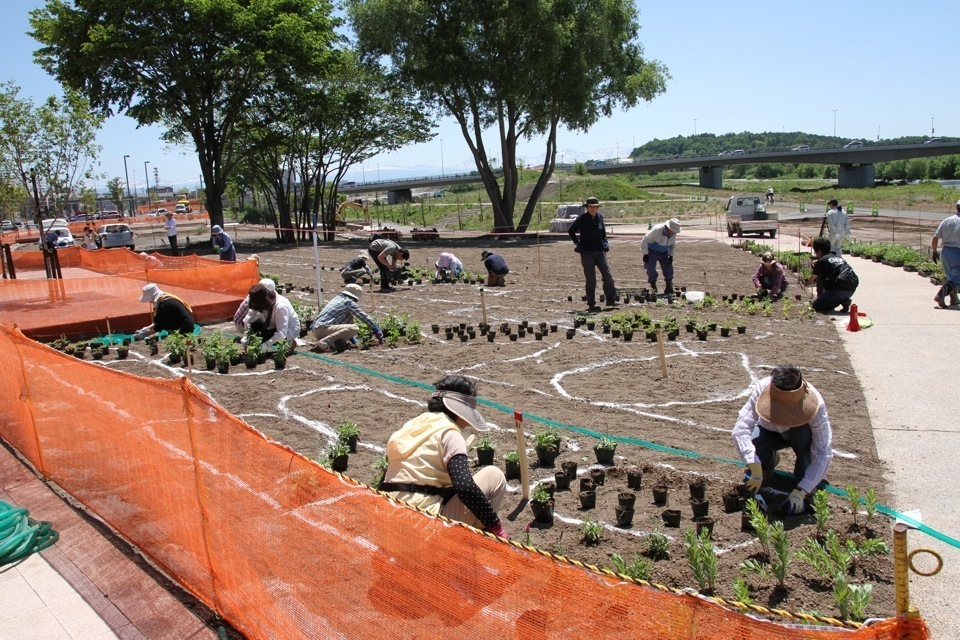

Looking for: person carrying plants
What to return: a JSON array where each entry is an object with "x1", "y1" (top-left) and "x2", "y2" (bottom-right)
[
  {"x1": 434, "y1": 252, "x2": 463, "y2": 281},
  {"x1": 309, "y1": 283, "x2": 382, "y2": 353},
  {"x1": 481, "y1": 250, "x2": 509, "y2": 287},
  {"x1": 241, "y1": 283, "x2": 300, "y2": 352},
  {"x1": 368, "y1": 236, "x2": 409, "y2": 292},
  {"x1": 751, "y1": 251, "x2": 788, "y2": 299},
  {"x1": 930, "y1": 199, "x2": 960, "y2": 308},
  {"x1": 133, "y1": 283, "x2": 196, "y2": 340},
  {"x1": 640, "y1": 217, "x2": 681, "y2": 295},
  {"x1": 568, "y1": 196, "x2": 617, "y2": 311},
  {"x1": 381, "y1": 376, "x2": 509, "y2": 538},
  {"x1": 731, "y1": 365, "x2": 833, "y2": 516},
  {"x1": 340, "y1": 253, "x2": 372, "y2": 285},
  {"x1": 825, "y1": 199, "x2": 849, "y2": 256},
  {"x1": 805, "y1": 237, "x2": 858, "y2": 313},
  {"x1": 211, "y1": 224, "x2": 236, "y2": 261}
]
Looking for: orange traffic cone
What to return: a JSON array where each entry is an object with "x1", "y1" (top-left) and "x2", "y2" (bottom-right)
[{"x1": 846, "y1": 303, "x2": 865, "y2": 332}]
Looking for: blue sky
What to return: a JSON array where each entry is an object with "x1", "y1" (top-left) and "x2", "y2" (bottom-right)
[{"x1": 4, "y1": 1, "x2": 958, "y2": 188}]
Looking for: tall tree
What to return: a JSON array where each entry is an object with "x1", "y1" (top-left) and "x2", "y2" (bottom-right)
[
  {"x1": 30, "y1": 0, "x2": 340, "y2": 230},
  {"x1": 349, "y1": 0, "x2": 668, "y2": 231}
]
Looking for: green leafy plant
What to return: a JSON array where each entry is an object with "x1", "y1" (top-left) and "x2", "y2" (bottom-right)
[
  {"x1": 580, "y1": 518, "x2": 603, "y2": 545},
  {"x1": 504, "y1": 450, "x2": 520, "y2": 464},
  {"x1": 645, "y1": 530, "x2": 670, "y2": 561},
  {"x1": 863, "y1": 488, "x2": 877, "y2": 529},
  {"x1": 532, "y1": 426, "x2": 562, "y2": 451},
  {"x1": 245, "y1": 333, "x2": 263, "y2": 359},
  {"x1": 684, "y1": 527, "x2": 718, "y2": 592},
  {"x1": 745, "y1": 498, "x2": 772, "y2": 558},
  {"x1": 610, "y1": 553, "x2": 653, "y2": 581},
  {"x1": 324, "y1": 441, "x2": 350, "y2": 465},
  {"x1": 272, "y1": 338, "x2": 292, "y2": 361},
  {"x1": 769, "y1": 520, "x2": 794, "y2": 590},
  {"x1": 336, "y1": 420, "x2": 361, "y2": 443},
  {"x1": 473, "y1": 433, "x2": 496, "y2": 451},
  {"x1": 355, "y1": 323, "x2": 375, "y2": 350},
  {"x1": 846, "y1": 486, "x2": 861, "y2": 528},
  {"x1": 594, "y1": 436, "x2": 617, "y2": 451},
  {"x1": 370, "y1": 454, "x2": 389, "y2": 489},
  {"x1": 531, "y1": 484, "x2": 552, "y2": 504},
  {"x1": 163, "y1": 331, "x2": 188, "y2": 359},
  {"x1": 201, "y1": 331, "x2": 225, "y2": 361},
  {"x1": 739, "y1": 558, "x2": 767, "y2": 578},
  {"x1": 405, "y1": 317, "x2": 422, "y2": 344},
  {"x1": 732, "y1": 577, "x2": 753, "y2": 605},
  {"x1": 811, "y1": 490, "x2": 831, "y2": 537}
]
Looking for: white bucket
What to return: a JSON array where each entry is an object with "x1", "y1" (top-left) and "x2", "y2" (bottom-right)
[{"x1": 684, "y1": 291, "x2": 706, "y2": 302}]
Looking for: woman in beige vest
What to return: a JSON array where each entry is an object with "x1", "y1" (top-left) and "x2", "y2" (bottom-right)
[{"x1": 381, "y1": 376, "x2": 508, "y2": 538}]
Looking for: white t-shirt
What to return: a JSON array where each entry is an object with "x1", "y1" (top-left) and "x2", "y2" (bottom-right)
[{"x1": 164, "y1": 217, "x2": 177, "y2": 237}]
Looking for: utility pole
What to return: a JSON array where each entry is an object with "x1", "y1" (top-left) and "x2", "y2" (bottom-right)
[
  {"x1": 832, "y1": 109, "x2": 838, "y2": 137},
  {"x1": 144, "y1": 161, "x2": 151, "y2": 211},
  {"x1": 122, "y1": 154, "x2": 132, "y2": 216}
]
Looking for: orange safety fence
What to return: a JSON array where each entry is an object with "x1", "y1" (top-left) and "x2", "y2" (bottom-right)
[
  {"x1": 0, "y1": 325, "x2": 929, "y2": 640},
  {"x1": 0, "y1": 251, "x2": 259, "y2": 339}
]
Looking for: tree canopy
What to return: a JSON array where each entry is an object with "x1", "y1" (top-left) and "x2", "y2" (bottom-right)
[
  {"x1": 30, "y1": 0, "x2": 341, "y2": 229},
  {"x1": 349, "y1": 0, "x2": 668, "y2": 232}
]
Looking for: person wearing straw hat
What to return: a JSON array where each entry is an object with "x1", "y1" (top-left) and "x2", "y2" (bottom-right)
[
  {"x1": 242, "y1": 283, "x2": 300, "y2": 351},
  {"x1": 640, "y1": 218, "x2": 681, "y2": 295},
  {"x1": 210, "y1": 224, "x2": 236, "y2": 261},
  {"x1": 568, "y1": 196, "x2": 616, "y2": 311},
  {"x1": 133, "y1": 283, "x2": 196, "y2": 340},
  {"x1": 930, "y1": 199, "x2": 960, "y2": 308},
  {"x1": 381, "y1": 376, "x2": 508, "y2": 538},
  {"x1": 732, "y1": 365, "x2": 833, "y2": 516},
  {"x1": 163, "y1": 211, "x2": 179, "y2": 256},
  {"x1": 752, "y1": 251, "x2": 789, "y2": 300},
  {"x1": 309, "y1": 283, "x2": 382, "y2": 353},
  {"x1": 825, "y1": 199, "x2": 849, "y2": 256},
  {"x1": 340, "y1": 253, "x2": 373, "y2": 284},
  {"x1": 481, "y1": 250, "x2": 509, "y2": 287}
]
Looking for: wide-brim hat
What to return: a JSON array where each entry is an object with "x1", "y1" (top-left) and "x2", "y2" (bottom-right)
[
  {"x1": 666, "y1": 218, "x2": 681, "y2": 233},
  {"x1": 756, "y1": 380, "x2": 819, "y2": 428},
  {"x1": 433, "y1": 390, "x2": 488, "y2": 431},
  {"x1": 140, "y1": 283, "x2": 161, "y2": 303},
  {"x1": 342, "y1": 283, "x2": 363, "y2": 301},
  {"x1": 211, "y1": 225, "x2": 223, "y2": 235},
  {"x1": 761, "y1": 251, "x2": 775, "y2": 264},
  {"x1": 481, "y1": 250, "x2": 491, "y2": 258},
  {"x1": 583, "y1": 197, "x2": 601, "y2": 207}
]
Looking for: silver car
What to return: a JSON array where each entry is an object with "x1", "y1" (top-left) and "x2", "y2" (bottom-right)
[{"x1": 97, "y1": 223, "x2": 135, "y2": 250}]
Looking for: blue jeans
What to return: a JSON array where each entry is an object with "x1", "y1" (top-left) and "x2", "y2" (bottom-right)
[
  {"x1": 644, "y1": 252, "x2": 674, "y2": 283},
  {"x1": 753, "y1": 424, "x2": 812, "y2": 479},
  {"x1": 941, "y1": 246, "x2": 960, "y2": 288},
  {"x1": 580, "y1": 250, "x2": 616, "y2": 306}
]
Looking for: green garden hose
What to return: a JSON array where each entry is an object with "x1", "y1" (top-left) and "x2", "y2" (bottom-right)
[{"x1": 0, "y1": 500, "x2": 58, "y2": 567}]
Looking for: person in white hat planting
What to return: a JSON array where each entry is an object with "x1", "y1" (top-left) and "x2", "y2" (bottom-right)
[
  {"x1": 640, "y1": 218, "x2": 681, "y2": 295},
  {"x1": 210, "y1": 224, "x2": 236, "y2": 261},
  {"x1": 242, "y1": 282, "x2": 300, "y2": 352},
  {"x1": 930, "y1": 199, "x2": 960, "y2": 308},
  {"x1": 381, "y1": 376, "x2": 508, "y2": 538},
  {"x1": 233, "y1": 278, "x2": 278, "y2": 332},
  {"x1": 309, "y1": 283, "x2": 382, "y2": 353},
  {"x1": 732, "y1": 365, "x2": 833, "y2": 515},
  {"x1": 133, "y1": 283, "x2": 196, "y2": 340}
]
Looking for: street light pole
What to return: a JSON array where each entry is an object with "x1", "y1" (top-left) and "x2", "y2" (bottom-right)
[
  {"x1": 144, "y1": 161, "x2": 151, "y2": 211},
  {"x1": 931, "y1": 117, "x2": 934, "y2": 136},
  {"x1": 440, "y1": 138, "x2": 444, "y2": 177},
  {"x1": 693, "y1": 118, "x2": 697, "y2": 136},
  {"x1": 832, "y1": 109, "x2": 838, "y2": 137},
  {"x1": 122, "y1": 154, "x2": 131, "y2": 216}
]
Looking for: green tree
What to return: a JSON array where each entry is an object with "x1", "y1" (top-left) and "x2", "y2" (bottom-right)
[
  {"x1": 349, "y1": 0, "x2": 667, "y2": 232},
  {"x1": 106, "y1": 177, "x2": 125, "y2": 211},
  {"x1": 30, "y1": 0, "x2": 341, "y2": 230}
]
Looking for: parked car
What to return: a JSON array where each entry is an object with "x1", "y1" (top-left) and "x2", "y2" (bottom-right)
[
  {"x1": 1, "y1": 220, "x2": 13, "y2": 232},
  {"x1": 731, "y1": 149, "x2": 745, "y2": 155},
  {"x1": 843, "y1": 140, "x2": 863, "y2": 149},
  {"x1": 99, "y1": 211, "x2": 123, "y2": 221},
  {"x1": 174, "y1": 203, "x2": 187, "y2": 214},
  {"x1": 791, "y1": 145, "x2": 810, "y2": 151},
  {"x1": 40, "y1": 225, "x2": 75, "y2": 249},
  {"x1": 97, "y1": 224, "x2": 135, "y2": 250}
]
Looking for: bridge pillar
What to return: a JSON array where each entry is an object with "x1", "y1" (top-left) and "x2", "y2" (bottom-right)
[
  {"x1": 387, "y1": 188, "x2": 413, "y2": 205},
  {"x1": 838, "y1": 163, "x2": 875, "y2": 188},
  {"x1": 698, "y1": 166, "x2": 723, "y2": 189}
]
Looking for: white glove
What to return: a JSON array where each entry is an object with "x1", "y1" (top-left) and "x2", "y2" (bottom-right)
[
  {"x1": 743, "y1": 462, "x2": 763, "y2": 493},
  {"x1": 785, "y1": 488, "x2": 806, "y2": 515},
  {"x1": 240, "y1": 336, "x2": 248, "y2": 345}
]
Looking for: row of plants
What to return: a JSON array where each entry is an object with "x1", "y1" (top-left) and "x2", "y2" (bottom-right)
[{"x1": 845, "y1": 241, "x2": 945, "y2": 279}]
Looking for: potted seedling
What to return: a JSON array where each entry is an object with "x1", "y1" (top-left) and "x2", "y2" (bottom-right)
[
  {"x1": 201, "y1": 332, "x2": 222, "y2": 370},
  {"x1": 336, "y1": 420, "x2": 362, "y2": 453},
  {"x1": 618, "y1": 492, "x2": 637, "y2": 509},
  {"x1": 216, "y1": 341, "x2": 234, "y2": 374},
  {"x1": 504, "y1": 450, "x2": 521, "y2": 480},
  {"x1": 116, "y1": 343, "x2": 129, "y2": 359},
  {"x1": 325, "y1": 441, "x2": 350, "y2": 473},
  {"x1": 272, "y1": 339, "x2": 292, "y2": 369},
  {"x1": 689, "y1": 478, "x2": 707, "y2": 500},
  {"x1": 227, "y1": 341, "x2": 242, "y2": 366},
  {"x1": 474, "y1": 433, "x2": 496, "y2": 466},
  {"x1": 615, "y1": 506, "x2": 634, "y2": 528},
  {"x1": 92, "y1": 347, "x2": 103, "y2": 361},
  {"x1": 163, "y1": 332, "x2": 187, "y2": 364},
  {"x1": 532, "y1": 427, "x2": 562, "y2": 467},
  {"x1": 579, "y1": 477, "x2": 595, "y2": 493},
  {"x1": 722, "y1": 490, "x2": 742, "y2": 513},
  {"x1": 593, "y1": 437, "x2": 617, "y2": 464},
  {"x1": 530, "y1": 484, "x2": 555, "y2": 523},
  {"x1": 245, "y1": 334, "x2": 263, "y2": 369},
  {"x1": 735, "y1": 320, "x2": 747, "y2": 335}
]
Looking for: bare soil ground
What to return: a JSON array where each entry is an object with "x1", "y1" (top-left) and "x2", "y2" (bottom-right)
[{"x1": 88, "y1": 233, "x2": 894, "y2": 624}]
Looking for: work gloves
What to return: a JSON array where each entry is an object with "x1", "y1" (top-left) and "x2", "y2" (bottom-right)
[
  {"x1": 743, "y1": 462, "x2": 763, "y2": 493},
  {"x1": 668, "y1": 255, "x2": 673, "y2": 263},
  {"x1": 602, "y1": 241, "x2": 609, "y2": 252},
  {"x1": 785, "y1": 488, "x2": 807, "y2": 516},
  {"x1": 573, "y1": 243, "x2": 582, "y2": 254},
  {"x1": 642, "y1": 254, "x2": 649, "y2": 263},
  {"x1": 932, "y1": 250, "x2": 939, "y2": 264},
  {"x1": 488, "y1": 522, "x2": 509, "y2": 539},
  {"x1": 374, "y1": 329, "x2": 384, "y2": 343}
]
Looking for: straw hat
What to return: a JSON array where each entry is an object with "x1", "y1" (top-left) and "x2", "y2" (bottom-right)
[
  {"x1": 342, "y1": 283, "x2": 363, "y2": 301},
  {"x1": 761, "y1": 251, "x2": 775, "y2": 264},
  {"x1": 756, "y1": 380, "x2": 820, "y2": 428},
  {"x1": 666, "y1": 218, "x2": 681, "y2": 233},
  {"x1": 139, "y1": 283, "x2": 161, "y2": 303},
  {"x1": 583, "y1": 197, "x2": 601, "y2": 207},
  {"x1": 432, "y1": 390, "x2": 488, "y2": 431}
]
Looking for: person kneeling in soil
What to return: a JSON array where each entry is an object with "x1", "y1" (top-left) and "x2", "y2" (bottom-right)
[
  {"x1": 434, "y1": 252, "x2": 463, "y2": 281},
  {"x1": 752, "y1": 251, "x2": 788, "y2": 299},
  {"x1": 309, "y1": 283, "x2": 382, "y2": 353},
  {"x1": 242, "y1": 283, "x2": 300, "y2": 352},
  {"x1": 806, "y1": 237, "x2": 859, "y2": 313},
  {"x1": 481, "y1": 250, "x2": 509, "y2": 287},
  {"x1": 381, "y1": 376, "x2": 509, "y2": 538},
  {"x1": 234, "y1": 278, "x2": 278, "y2": 333},
  {"x1": 341, "y1": 253, "x2": 372, "y2": 285},
  {"x1": 133, "y1": 283, "x2": 196, "y2": 340},
  {"x1": 732, "y1": 365, "x2": 833, "y2": 515}
]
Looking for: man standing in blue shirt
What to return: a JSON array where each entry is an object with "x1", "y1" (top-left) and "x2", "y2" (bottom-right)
[
  {"x1": 641, "y1": 218, "x2": 681, "y2": 295},
  {"x1": 568, "y1": 197, "x2": 616, "y2": 311}
]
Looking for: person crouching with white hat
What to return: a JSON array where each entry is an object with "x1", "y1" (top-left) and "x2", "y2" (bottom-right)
[
  {"x1": 380, "y1": 376, "x2": 508, "y2": 538},
  {"x1": 243, "y1": 283, "x2": 300, "y2": 352},
  {"x1": 731, "y1": 365, "x2": 833, "y2": 516},
  {"x1": 309, "y1": 284, "x2": 383, "y2": 353},
  {"x1": 133, "y1": 283, "x2": 196, "y2": 340},
  {"x1": 640, "y1": 217, "x2": 681, "y2": 295}
]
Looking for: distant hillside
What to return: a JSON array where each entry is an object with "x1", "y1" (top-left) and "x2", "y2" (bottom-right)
[{"x1": 630, "y1": 132, "x2": 940, "y2": 158}]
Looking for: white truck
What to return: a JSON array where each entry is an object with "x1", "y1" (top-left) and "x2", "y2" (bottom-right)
[
  {"x1": 724, "y1": 194, "x2": 778, "y2": 238},
  {"x1": 548, "y1": 204, "x2": 585, "y2": 233}
]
